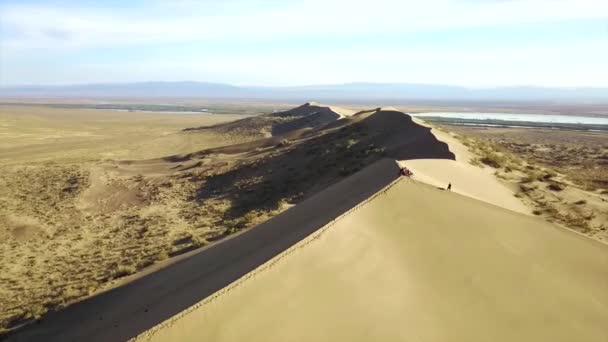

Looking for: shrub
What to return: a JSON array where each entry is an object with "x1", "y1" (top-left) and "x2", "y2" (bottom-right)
[
  {"x1": 243, "y1": 210, "x2": 259, "y2": 224},
  {"x1": 24, "y1": 304, "x2": 46, "y2": 320},
  {"x1": 583, "y1": 210, "x2": 596, "y2": 220},
  {"x1": 277, "y1": 198, "x2": 291, "y2": 210},
  {"x1": 191, "y1": 235, "x2": 207, "y2": 248},
  {"x1": 540, "y1": 170, "x2": 557, "y2": 181},
  {"x1": 574, "y1": 200, "x2": 587, "y2": 205},
  {"x1": 479, "y1": 152, "x2": 505, "y2": 168},
  {"x1": 276, "y1": 139, "x2": 291, "y2": 147},
  {"x1": 345, "y1": 139, "x2": 358, "y2": 149},
  {"x1": 561, "y1": 214, "x2": 591, "y2": 232},
  {"x1": 469, "y1": 158, "x2": 483, "y2": 167},
  {"x1": 520, "y1": 175, "x2": 535, "y2": 184},
  {"x1": 113, "y1": 264, "x2": 136, "y2": 278},
  {"x1": 156, "y1": 250, "x2": 169, "y2": 261},
  {"x1": 519, "y1": 183, "x2": 537, "y2": 193},
  {"x1": 547, "y1": 181, "x2": 565, "y2": 191}
]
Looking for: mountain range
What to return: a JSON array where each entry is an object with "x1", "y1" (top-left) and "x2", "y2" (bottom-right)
[{"x1": 2, "y1": 81, "x2": 608, "y2": 103}]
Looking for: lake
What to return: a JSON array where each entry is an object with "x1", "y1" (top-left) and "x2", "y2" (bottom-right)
[{"x1": 411, "y1": 112, "x2": 608, "y2": 130}]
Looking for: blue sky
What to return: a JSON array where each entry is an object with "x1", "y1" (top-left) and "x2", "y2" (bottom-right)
[{"x1": 1, "y1": 0, "x2": 607, "y2": 87}]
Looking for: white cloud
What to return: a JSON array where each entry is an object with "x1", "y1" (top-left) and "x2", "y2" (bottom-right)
[
  {"x1": 16, "y1": 39, "x2": 602, "y2": 87},
  {"x1": 2, "y1": 0, "x2": 607, "y2": 50},
  {"x1": 1, "y1": 0, "x2": 607, "y2": 86}
]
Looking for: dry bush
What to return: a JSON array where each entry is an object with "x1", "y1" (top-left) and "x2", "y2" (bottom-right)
[
  {"x1": 345, "y1": 138, "x2": 358, "y2": 149},
  {"x1": 156, "y1": 250, "x2": 169, "y2": 262},
  {"x1": 519, "y1": 183, "x2": 537, "y2": 193},
  {"x1": 190, "y1": 235, "x2": 207, "y2": 248},
  {"x1": 112, "y1": 264, "x2": 136, "y2": 279},
  {"x1": 479, "y1": 152, "x2": 506, "y2": 168},
  {"x1": 540, "y1": 170, "x2": 557, "y2": 180},
  {"x1": 520, "y1": 174, "x2": 537, "y2": 184},
  {"x1": 559, "y1": 214, "x2": 591, "y2": 233},
  {"x1": 547, "y1": 181, "x2": 565, "y2": 191}
]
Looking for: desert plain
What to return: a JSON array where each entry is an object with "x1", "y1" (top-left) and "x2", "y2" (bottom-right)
[{"x1": 1, "y1": 101, "x2": 607, "y2": 341}]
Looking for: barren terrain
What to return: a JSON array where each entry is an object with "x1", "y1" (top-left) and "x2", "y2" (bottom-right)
[
  {"x1": 444, "y1": 125, "x2": 608, "y2": 241},
  {"x1": 2, "y1": 102, "x2": 607, "y2": 338},
  {"x1": 1, "y1": 103, "x2": 452, "y2": 332},
  {"x1": 0, "y1": 105, "x2": 256, "y2": 330},
  {"x1": 137, "y1": 172, "x2": 608, "y2": 342}
]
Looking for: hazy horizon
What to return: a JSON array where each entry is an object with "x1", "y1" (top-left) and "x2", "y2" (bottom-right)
[
  {"x1": 4, "y1": 81, "x2": 608, "y2": 90},
  {"x1": 1, "y1": 0, "x2": 607, "y2": 88}
]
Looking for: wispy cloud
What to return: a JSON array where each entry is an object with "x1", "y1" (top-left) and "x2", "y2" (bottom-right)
[
  {"x1": 1, "y1": 0, "x2": 607, "y2": 86},
  {"x1": 2, "y1": 0, "x2": 607, "y2": 49},
  {"x1": 14, "y1": 39, "x2": 602, "y2": 87}
]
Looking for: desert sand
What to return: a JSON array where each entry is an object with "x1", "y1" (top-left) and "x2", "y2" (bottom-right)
[
  {"x1": 0, "y1": 105, "x2": 253, "y2": 163},
  {"x1": 6, "y1": 159, "x2": 402, "y2": 342},
  {"x1": 131, "y1": 112, "x2": 607, "y2": 341},
  {"x1": 404, "y1": 119, "x2": 530, "y2": 214},
  {"x1": 4, "y1": 103, "x2": 607, "y2": 341},
  {"x1": 2, "y1": 104, "x2": 454, "y2": 334},
  {"x1": 0, "y1": 104, "x2": 263, "y2": 332},
  {"x1": 138, "y1": 174, "x2": 608, "y2": 342},
  {"x1": 444, "y1": 125, "x2": 608, "y2": 242}
]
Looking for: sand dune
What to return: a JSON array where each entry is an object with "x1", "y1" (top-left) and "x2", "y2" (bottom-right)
[
  {"x1": 307, "y1": 101, "x2": 357, "y2": 118},
  {"x1": 7, "y1": 104, "x2": 605, "y2": 341},
  {"x1": 6, "y1": 160, "x2": 401, "y2": 341},
  {"x1": 183, "y1": 102, "x2": 356, "y2": 139},
  {"x1": 402, "y1": 119, "x2": 529, "y2": 214},
  {"x1": 138, "y1": 176, "x2": 608, "y2": 342},
  {"x1": 404, "y1": 159, "x2": 529, "y2": 214}
]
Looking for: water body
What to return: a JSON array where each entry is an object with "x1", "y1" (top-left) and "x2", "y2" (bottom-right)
[
  {"x1": 108, "y1": 109, "x2": 209, "y2": 114},
  {"x1": 412, "y1": 112, "x2": 608, "y2": 130}
]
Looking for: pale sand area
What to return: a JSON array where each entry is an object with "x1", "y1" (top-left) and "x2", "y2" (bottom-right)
[
  {"x1": 307, "y1": 101, "x2": 356, "y2": 118},
  {"x1": 403, "y1": 118, "x2": 529, "y2": 214},
  {"x1": 138, "y1": 178, "x2": 608, "y2": 342}
]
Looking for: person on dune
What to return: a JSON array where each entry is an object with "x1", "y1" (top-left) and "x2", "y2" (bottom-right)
[{"x1": 399, "y1": 167, "x2": 413, "y2": 177}]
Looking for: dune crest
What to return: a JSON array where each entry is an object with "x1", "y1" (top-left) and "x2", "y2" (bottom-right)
[
  {"x1": 182, "y1": 102, "x2": 356, "y2": 139},
  {"x1": 402, "y1": 118, "x2": 529, "y2": 214},
  {"x1": 137, "y1": 172, "x2": 608, "y2": 342}
]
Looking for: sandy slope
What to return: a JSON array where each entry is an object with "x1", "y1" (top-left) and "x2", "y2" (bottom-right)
[
  {"x1": 185, "y1": 102, "x2": 356, "y2": 138},
  {"x1": 138, "y1": 178, "x2": 608, "y2": 342},
  {"x1": 7, "y1": 105, "x2": 599, "y2": 340},
  {"x1": 308, "y1": 101, "x2": 356, "y2": 118},
  {"x1": 402, "y1": 118, "x2": 529, "y2": 214},
  {"x1": 1, "y1": 105, "x2": 453, "y2": 334}
]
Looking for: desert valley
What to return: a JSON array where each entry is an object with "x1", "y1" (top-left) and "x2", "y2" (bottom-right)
[{"x1": 0, "y1": 99, "x2": 607, "y2": 341}]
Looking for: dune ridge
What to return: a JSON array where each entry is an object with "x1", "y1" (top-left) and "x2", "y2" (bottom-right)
[
  {"x1": 182, "y1": 102, "x2": 354, "y2": 139},
  {"x1": 138, "y1": 175, "x2": 608, "y2": 342},
  {"x1": 8, "y1": 103, "x2": 603, "y2": 341},
  {"x1": 2, "y1": 104, "x2": 458, "y2": 336},
  {"x1": 403, "y1": 118, "x2": 529, "y2": 214},
  {"x1": 5, "y1": 160, "x2": 402, "y2": 341},
  {"x1": 134, "y1": 161, "x2": 405, "y2": 341}
]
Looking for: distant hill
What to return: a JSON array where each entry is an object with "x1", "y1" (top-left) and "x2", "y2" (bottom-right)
[
  {"x1": 0, "y1": 81, "x2": 241, "y2": 98},
  {"x1": 2, "y1": 81, "x2": 608, "y2": 103}
]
